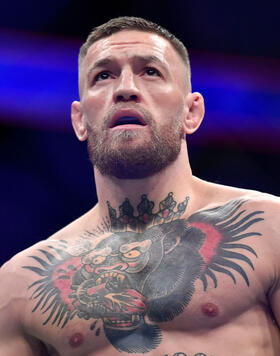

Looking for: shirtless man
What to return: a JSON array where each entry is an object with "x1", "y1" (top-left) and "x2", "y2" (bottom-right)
[{"x1": 1, "y1": 16, "x2": 279, "y2": 356}]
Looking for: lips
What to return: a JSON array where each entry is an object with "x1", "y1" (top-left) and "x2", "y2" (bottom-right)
[
  {"x1": 112, "y1": 116, "x2": 146, "y2": 127},
  {"x1": 109, "y1": 110, "x2": 147, "y2": 128}
]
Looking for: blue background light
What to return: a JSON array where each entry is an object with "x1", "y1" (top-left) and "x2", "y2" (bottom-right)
[{"x1": 1, "y1": 30, "x2": 279, "y2": 144}]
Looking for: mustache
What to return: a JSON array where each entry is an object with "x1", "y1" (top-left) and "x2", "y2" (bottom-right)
[{"x1": 102, "y1": 103, "x2": 154, "y2": 129}]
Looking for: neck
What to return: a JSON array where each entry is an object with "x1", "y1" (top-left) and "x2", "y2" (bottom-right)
[{"x1": 93, "y1": 142, "x2": 198, "y2": 229}]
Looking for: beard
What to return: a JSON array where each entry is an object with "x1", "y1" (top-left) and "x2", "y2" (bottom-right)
[{"x1": 86, "y1": 104, "x2": 184, "y2": 179}]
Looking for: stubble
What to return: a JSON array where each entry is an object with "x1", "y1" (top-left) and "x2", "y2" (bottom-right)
[{"x1": 86, "y1": 103, "x2": 184, "y2": 179}]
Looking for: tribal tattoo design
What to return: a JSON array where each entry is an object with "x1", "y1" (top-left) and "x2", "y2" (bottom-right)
[{"x1": 23, "y1": 194, "x2": 264, "y2": 353}]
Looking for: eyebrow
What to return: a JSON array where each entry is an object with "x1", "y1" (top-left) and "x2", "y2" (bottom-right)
[
  {"x1": 133, "y1": 55, "x2": 165, "y2": 66},
  {"x1": 87, "y1": 57, "x2": 115, "y2": 81},
  {"x1": 87, "y1": 54, "x2": 165, "y2": 81}
]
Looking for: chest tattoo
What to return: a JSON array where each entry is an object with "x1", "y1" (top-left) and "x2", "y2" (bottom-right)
[{"x1": 23, "y1": 194, "x2": 264, "y2": 353}]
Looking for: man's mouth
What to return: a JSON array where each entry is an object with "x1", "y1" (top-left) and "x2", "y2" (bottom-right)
[
  {"x1": 109, "y1": 109, "x2": 148, "y2": 128},
  {"x1": 111, "y1": 116, "x2": 146, "y2": 128}
]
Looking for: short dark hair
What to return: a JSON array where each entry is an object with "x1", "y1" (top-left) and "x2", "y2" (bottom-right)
[{"x1": 78, "y1": 16, "x2": 191, "y2": 92}]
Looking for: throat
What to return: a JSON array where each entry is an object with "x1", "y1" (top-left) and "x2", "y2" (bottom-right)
[{"x1": 103, "y1": 192, "x2": 190, "y2": 233}]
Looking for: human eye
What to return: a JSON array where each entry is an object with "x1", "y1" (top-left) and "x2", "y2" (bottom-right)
[
  {"x1": 144, "y1": 67, "x2": 161, "y2": 77},
  {"x1": 94, "y1": 71, "x2": 111, "y2": 82}
]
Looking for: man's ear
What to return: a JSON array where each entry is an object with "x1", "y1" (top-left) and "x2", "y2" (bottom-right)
[
  {"x1": 71, "y1": 101, "x2": 88, "y2": 141},
  {"x1": 182, "y1": 92, "x2": 205, "y2": 135}
]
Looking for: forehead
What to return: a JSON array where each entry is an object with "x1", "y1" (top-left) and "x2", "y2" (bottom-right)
[{"x1": 82, "y1": 30, "x2": 183, "y2": 69}]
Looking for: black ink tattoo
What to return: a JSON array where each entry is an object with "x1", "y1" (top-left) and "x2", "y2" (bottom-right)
[
  {"x1": 23, "y1": 195, "x2": 263, "y2": 353},
  {"x1": 96, "y1": 327, "x2": 101, "y2": 336},
  {"x1": 90, "y1": 320, "x2": 97, "y2": 331},
  {"x1": 107, "y1": 192, "x2": 190, "y2": 231}
]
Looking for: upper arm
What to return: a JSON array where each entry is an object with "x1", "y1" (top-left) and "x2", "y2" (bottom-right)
[
  {"x1": 268, "y1": 249, "x2": 280, "y2": 327},
  {"x1": 266, "y1": 196, "x2": 280, "y2": 327},
  {"x1": 0, "y1": 259, "x2": 42, "y2": 355},
  {"x1": 269, "y1": 283, "x2": 280, "y2": 327}
]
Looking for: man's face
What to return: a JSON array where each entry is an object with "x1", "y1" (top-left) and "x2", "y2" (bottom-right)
[{"x1": 78, "y1": 30, "x2": 189, "y2": 179}]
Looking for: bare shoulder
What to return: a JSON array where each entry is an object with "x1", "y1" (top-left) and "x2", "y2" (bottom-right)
[
  {"x1": 194, "y1": 177, "x2": 280, "y2": 240},
  {"x1": 46, "y1": 204, "x2": 98, "y2": 242},
  {"x1": 228, "y1": 186, "x2": 280, "y2": 217},
  {"x1": 0, "y1": 203, "x2": 100, "y2": 318},
  {"x1": 0, "y1": 241, "x2": 53, "y2": 354},
  {"x1": 225, "y1": 186, "x2": 280, "y2": 212},
  {"x1": 196, "y1": 177, "x2": 280, "y2": 210},
  {"x1": 0, "y1": 238, "x2": 71, "y2": 311},
  {"x1": 0, "y1": 204, "x2": 99, "y2": 293},
  {"x1": 0, "y1": 240, "x2": 52, "y2": 300},
  {"x1": 230, "y1": 189, "x2": 280, "y2": 238}
]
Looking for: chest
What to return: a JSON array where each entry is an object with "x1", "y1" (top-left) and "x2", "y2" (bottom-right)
[
  {"x1": 23, "y1": 213, "x2": 273, "y2": 354},
  {"x1": 29, "y1": 260, "x2": 269, "y2": 356},
  {"x1": 169, "y1": 268, "x2": 266, "y2": 333}
]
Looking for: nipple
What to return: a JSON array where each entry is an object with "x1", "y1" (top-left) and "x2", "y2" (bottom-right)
[
  {"x1": 69, "y1": 333, "x2": 84, "y2": 348},
  {"x1": 201, "y1": 302, "x2": 219, "y2": 317}
]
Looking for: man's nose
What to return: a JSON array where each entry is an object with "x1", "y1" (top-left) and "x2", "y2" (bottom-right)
[{"x1": 113, "y1": 70, "x2": 140, "y2": 103}]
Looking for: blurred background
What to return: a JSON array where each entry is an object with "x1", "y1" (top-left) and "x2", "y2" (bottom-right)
[{"x1": 1, "y1": 0, "x2": 279, "y2": 265}]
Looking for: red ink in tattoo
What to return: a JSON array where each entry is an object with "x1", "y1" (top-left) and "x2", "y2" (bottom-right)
[
  {"x1": 69, "y1": 333, "x2": 84, "y2": 348},
  {"x1": 143, "y1": 214, "x2": 149, "y2": 223},
  {"x1": 85, "y1": 264, "x2": 94, "y2": 273},
  {"x1": 201, "y1": 302, "x2": 219, "y2": 317}
]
